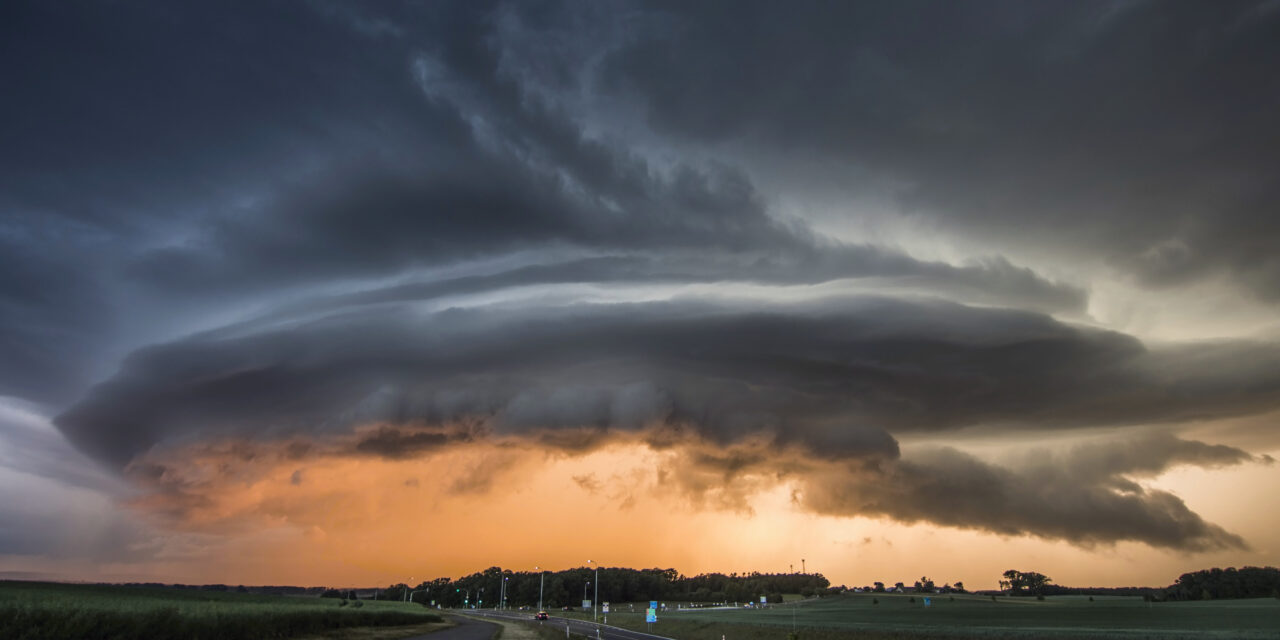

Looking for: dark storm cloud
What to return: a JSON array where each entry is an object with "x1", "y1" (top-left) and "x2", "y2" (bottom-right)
[
  {"x1": 5, "y1": 0, "x2": 1280, "y2": 557},
  {"x1": 599, "y1": 0, "x2": 1280, "y2": 298},
  {"x1": 353, "y1": 426, "x2": 474, "y2": 459},
  {"x1": 795, "y1": 433, "x2": 1265, "y2": 551},
  {"x1": 642, "y1": 430, "x2": 1264, "y2": 550},
  {"x1": 56, "y1": 297, "x2": 1280, "y2": 469},
  {"x1": 0, "y1": 0, "x2": 1083, "y2": 411},
  {"x1": 0, "y1": 231, "x2": 110, "y2": 405}
]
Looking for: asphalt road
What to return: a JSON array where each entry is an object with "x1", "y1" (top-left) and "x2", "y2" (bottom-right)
[
  {"x1": 403, "y1": 614, "x2": 501, "y2": 640},
  {"x1": 460, "y1": 609, "x2": 675, "y2": 640}
]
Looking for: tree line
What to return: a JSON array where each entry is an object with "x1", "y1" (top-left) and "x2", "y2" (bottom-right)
[
  {"x1": 1163, "y1": 566, "x2": 1280, "y2": 601},
  {"x1": 992, "y1": 566, "x2": 1280, "y2": 601},
  {"x1": 374, "y1": 567, "x2": 831, "y2": 607}
]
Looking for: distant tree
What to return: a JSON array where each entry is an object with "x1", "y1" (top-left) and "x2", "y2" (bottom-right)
[
  {"x1": 873, "y1": 582, "x2": 885, "y2": 593},
  {"x1": 918, "y1": 577, "x2": 935, "y2": 592},
  {"x1": 1000, "y1": 570, "x2": 1051, "y2": 596},
  {"x1": 953, "y1": 581, "x2": 965, "y2": 593},
  {"x1": 321, "y1": 589, "x2": 343, "y2": 599},
  {"x1": 1000, "y1": 570, "x2": 1020, "y2": 594},
  {"x1": 1022, "y1": 572, "x2": 1051, "y2": 596}
]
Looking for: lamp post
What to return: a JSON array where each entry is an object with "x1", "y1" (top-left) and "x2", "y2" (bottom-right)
[
  {"x1": 587, "y1": 560, "x2": 599, "y2": 623},
  {"x1": 405, "y1": 577, "x2": 413, "y2": 603},
  {"x1": 537, "y1": 566, "x2": 545, "y2": 611},
  {"x1": 501, "y1": 576, "x2": 509, "y2": 610}
]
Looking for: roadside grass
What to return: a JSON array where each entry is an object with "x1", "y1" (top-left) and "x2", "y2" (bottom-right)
[
  {"x1": 0, "y1": 581, "x2": 445, "y2": 640},
  {"x1": 532, "y1": 593, "x2": 1279, "y2": 639},
  {"x1": 647, "y1": 592, "x2": 1280, "y2": 639}
]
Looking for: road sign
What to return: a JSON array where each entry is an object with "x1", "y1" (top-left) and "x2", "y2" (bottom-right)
[
  {"x1": 646, "y1": 608, "x2": 657, "y2": 623},
  {"x1": 760, "y1": 596, "x2": 767, "y2": 604},
  {"x1": 649, "y1": 600, "x2": 657, "y2": 610},
  {"x1": 602, "y1": 603, "x2": 609, "y2": 613},
  {"x1": 923, "y1": 597, "x2": 932, "y2": 607}
]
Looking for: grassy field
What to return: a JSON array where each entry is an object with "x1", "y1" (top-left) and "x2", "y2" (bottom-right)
[
  {"x1": 0, "y1": 581, "x2": 446, "y2": 640},
  {"x1": 545, "y1": 593, "x2": 1280, "y2": 639}
]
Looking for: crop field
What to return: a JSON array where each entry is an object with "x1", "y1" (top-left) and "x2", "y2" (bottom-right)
[
  {"x1": 559, "y1": 593, "x2": 1280, "y2": 639},
  {"x1": 0, "y1": 581, "x2": 445, "y2": 640}
]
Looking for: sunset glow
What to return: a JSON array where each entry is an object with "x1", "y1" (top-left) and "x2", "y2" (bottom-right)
[{"x1": 3, "y1": 1, "x2": 1280, "y2": 596}]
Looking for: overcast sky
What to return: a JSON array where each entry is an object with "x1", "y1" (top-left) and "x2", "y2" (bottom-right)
[{"x1": 3, "y1": 0, "x2": 1279, "y2": 588}]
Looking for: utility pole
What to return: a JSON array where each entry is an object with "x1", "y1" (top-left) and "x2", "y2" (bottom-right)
[
  {"x1": 588, "y1": 560, "x2": 599, "y2": 623},
  {"x1": 802, "y1": 559, "x2": 806, "y2": 574}
]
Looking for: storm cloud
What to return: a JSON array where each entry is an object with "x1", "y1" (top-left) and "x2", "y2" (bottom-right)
[
  {"x1": 598, "y1": 0, "x2": 1280, "y2": 299},
  {"x1": 57, "y1": 298, "x2": 1280, "y2": 467},
  {"x1": 4, "y1": 0, "x2": 1279, "y2": 559}
]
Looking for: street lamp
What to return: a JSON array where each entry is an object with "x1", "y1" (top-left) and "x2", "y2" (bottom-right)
[
  {"x1": 536, "y1": 566, "x2": 545, "y2": 611},
  {"x1": 500, "y1": 576, "x2": 509, "y2": 610},
  {"x1": 587, "y1": 560, "x2": 599, "y2": 623}
]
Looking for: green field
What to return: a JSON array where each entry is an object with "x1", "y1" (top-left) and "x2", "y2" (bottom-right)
[
  {"x1": 0, "y1": 581, "x2": 445, "y2": 640},
  {"x1": 560, "y1": 593, "x2": 1280, "y2": 639}
]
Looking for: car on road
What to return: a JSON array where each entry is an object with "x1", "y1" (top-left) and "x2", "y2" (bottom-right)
[{"x1": 535, "y1": 611, "x2": 549, "y2": 620}]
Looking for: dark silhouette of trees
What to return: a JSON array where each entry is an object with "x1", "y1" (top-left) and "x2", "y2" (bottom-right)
[
  {"x1": 1000, "y1": 570, "x2": 1051, "y2": 596},
  {"x1": 377, "y1": 567, "x2": 829, "y2": 608},
  {"x1": 1163, "y1": 567, "x2": 1280, "y2": 601}
]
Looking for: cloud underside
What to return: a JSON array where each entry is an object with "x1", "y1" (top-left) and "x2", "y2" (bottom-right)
[
  {"x1": 58, "y1": 297, "x2": 1279, "y2": 551},
  {"x1": 124, "y1": 427, "x2": 1261, "y2": 553}
]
